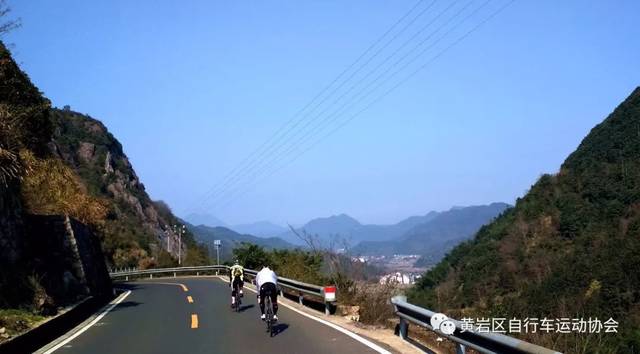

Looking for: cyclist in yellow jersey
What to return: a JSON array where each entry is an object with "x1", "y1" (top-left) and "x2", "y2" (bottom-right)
[{"x1": 229, "y1": 260, "x2": 244, "y2": 308}]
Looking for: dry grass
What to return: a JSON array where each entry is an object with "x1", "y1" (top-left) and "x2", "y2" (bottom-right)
[
  {"x1": 0, "y1": 309, "x2": 45, "y2": 343},
  {"x1": 340, "y1": 281, "x2": 403, "y2": 326}
]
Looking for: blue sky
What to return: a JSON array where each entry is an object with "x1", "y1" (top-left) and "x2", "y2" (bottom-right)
[{"x1": 4, "y1": 0, "x2": 640, "y2": 225}]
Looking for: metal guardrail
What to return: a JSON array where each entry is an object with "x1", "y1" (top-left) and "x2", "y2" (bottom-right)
[
  {"x1": 391, "y1": 296, "x2": 562, "y2": 354},
  {"x1": 110, "y1": 266, "x2": 337, "y2": 314},
  {"x1": 110, "y1": 265, "x2": 227, "y2": 279}
]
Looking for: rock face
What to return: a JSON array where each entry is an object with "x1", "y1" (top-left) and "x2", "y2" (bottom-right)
[
  {"x1": 48, "y1": 108, "x2": 187, "y2": 267},
  {"x1": 77, "y1": 142, "x2": 95, "y2": 163},
  {"x1": 0, "y1": 183, "x2": 25, "y2": 265},
  {"x1": 23, "y1": 215, "x2": 112, "y2": 305},
  {"x1": 1, "y1": 41, "x2": 121, "y2": 316}
]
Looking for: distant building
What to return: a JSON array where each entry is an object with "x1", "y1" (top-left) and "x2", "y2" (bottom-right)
[
  {"x1": 63, "y1": 105, "x2": 71, "y2": 111},
  {"x1": 379, "y1": 272, "x2": 414, "y2": 285}
]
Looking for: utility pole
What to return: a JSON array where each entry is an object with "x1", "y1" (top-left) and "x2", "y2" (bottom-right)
[
  {"x1": 214, "y1": 240, "x2": 221, "y2": 265},
  {"x1": 164, "y1": 226, "x2": 170, "y2": 253},
  {"x1": 173, "y1": 224, "x2": 186, "y2": 265}
]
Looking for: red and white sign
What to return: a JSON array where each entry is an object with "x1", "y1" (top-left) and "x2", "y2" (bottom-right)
[{"x1": 324, "y1": 286, "x2": 336, "y2": 302}]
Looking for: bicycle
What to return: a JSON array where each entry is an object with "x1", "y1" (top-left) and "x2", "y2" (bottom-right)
[
  {"x1": 232, "y1": 282, "x2": 242, "y2": 312},
  {"x1": 264, "y1": 290, "x2": 275, "y2": 337}
]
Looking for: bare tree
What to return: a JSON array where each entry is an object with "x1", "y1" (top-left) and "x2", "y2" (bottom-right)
[
  {"x1": 287, "y1": 224, "x2": 360, "y2": 299},
  {"x1": 0, "y1": 0, "x2": 20, "y2": 37},
  {"x1": 287, "y1": 224, "x2": 322, "y2": 252}
]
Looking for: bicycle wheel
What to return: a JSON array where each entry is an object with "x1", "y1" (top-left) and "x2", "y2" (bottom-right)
[
  {"x1": 265, "y1": 297, "x2": 273, "y2": 336},
  {"x1": 234, "y1": 284, "x2": 240, "y2": 312}
]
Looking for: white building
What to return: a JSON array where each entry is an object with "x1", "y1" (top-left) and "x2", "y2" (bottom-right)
[{"x1": 379, "y1": 272, "x2": 413, "y2": 285}]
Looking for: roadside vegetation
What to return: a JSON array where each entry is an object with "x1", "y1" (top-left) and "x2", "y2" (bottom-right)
[
  {"x1": 0, "y1": 309, "x2": 44, "y2": 342},
  {"x1": 231, "y1": 233, "x2": 402, "y2": 328}
]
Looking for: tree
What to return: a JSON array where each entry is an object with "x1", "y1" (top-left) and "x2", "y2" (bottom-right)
[{"x1": 232, "y1": 243, "x2": 271, "y2": 270}]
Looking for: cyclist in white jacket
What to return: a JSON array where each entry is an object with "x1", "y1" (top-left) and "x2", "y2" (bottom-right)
[{"x1": 256, "y1": 266, "x2": 278, "y2": 321}]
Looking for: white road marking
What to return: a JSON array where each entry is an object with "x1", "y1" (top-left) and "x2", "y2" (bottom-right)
[
  {"x1": 215, "y1": 277, "x2": 392, "y2": 354},
  {"x1": 41, "y1": 290, "x2": 132, "y2": 354}
]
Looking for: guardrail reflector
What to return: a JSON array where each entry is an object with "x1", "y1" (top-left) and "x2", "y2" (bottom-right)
[{"x1": 324, "y1": 286, "x2": 336, "y2": 302}]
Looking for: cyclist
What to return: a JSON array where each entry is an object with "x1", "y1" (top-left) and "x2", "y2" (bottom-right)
[
  {"x1": 229, "y1": 260, "x2": 244, "y2": 308},
  {"x1": 256, "y1": 265, "x2": 278, "y2": 321}
]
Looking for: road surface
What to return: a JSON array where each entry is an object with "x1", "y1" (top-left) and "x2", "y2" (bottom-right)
[{"x1": 43, "y1": 277, "x2": 386, "y2": 354}]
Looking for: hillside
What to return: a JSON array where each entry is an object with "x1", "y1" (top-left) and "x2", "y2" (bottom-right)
[
  {"x1": 0, "y1": 40, "x2": 115, "y2": 336},
  {"x1": 409, "y1": 87, "x2": 640, "y2": 352},
  {"x1": 353, "y1": 203, "x2": 510, "y2": 263},
  {"x1": 188, "y1": 224, "x2": 295, "y2": 261},
  {"x1": 47, "y1": 108, "x2": 209, "y2": 268},
  {"x1": 0, "y1": 40, "x2": 207, "y2": 272}
]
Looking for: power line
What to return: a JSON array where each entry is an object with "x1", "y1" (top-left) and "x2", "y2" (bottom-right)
[
  {"x1": 214, "y1": 0, "x2": 515, "y2": 210},
  {"x1": 186, "y1": 0, "x2": 430, "y2": 214},
  {"x1": 208, "y1": 0, "x2": 485, "y2": 208},
  {"x1": 204, "y1": 0, "x2": 470, "y2": 209}
]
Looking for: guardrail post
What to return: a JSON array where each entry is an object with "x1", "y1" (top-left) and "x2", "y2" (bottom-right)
[
  {"x1": 126, "y1": 275, "x2": 129, "y2": 281},
  {"x1": 174, "y1": 272, "x2": 176, "y2": 278},
  {"x1": 325, "y1": 303, "x2": 330, "y2": 316},
  {"x1": 298, "y1": 293, "x2": 303, "y2": 305},
  {"x1": 197, "y1": 271, "x2": 199, "y2": 276},
  {"x1": 399, "y1": 318, "x2": 409, "y2": 340},
  {"x1": 456, "y1": 343, "x2": 466, "y2": 354},
  {"x1": 150, "y1": 273, "x2": 153, "y2": 279}
]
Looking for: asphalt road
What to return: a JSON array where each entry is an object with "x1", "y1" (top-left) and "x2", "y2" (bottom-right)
[{"x1": 46, "y1": 277, "x2": 384, "y2": 354}]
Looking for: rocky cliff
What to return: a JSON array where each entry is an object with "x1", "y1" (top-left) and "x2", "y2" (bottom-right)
[
  {"x1": 1, "y1": 38, "x2": 207, "y2": 319},
  {"x1": 47, "y1": 108, "x2": 208, "y2": 268}
]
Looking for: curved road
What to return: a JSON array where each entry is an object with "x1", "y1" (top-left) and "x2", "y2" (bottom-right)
[{"x1": 43, "y1": 277, "x2": 387, "y2": 354}]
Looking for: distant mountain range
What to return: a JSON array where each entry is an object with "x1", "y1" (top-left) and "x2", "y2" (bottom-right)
[
  {"x1": 185, "y1": 203, "x2": 510, "y2": 263},
  {"x1": 353, "y1": 203, "x2": 511, "y2": 264},
  {"x1": 279, "y1": 204, "x2": 509, "y2": 253},
  {"x1": 184, "y1": 214, "x2": 288, "y2": 237},
  {"x1": 187, "y1": 224, "x2": 294, "y2": 261},
  {"x1": 276, "y1": 212, "x2": 430, "y2": 246}
]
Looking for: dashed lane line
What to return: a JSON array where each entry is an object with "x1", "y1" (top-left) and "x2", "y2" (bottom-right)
[{"x1": 191, "y1": 314, "x2": 199, "y2": 329}]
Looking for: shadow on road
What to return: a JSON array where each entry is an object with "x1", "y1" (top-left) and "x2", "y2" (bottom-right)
[
  {"x1": 114, "y1": 283, "x2": 142, "y2": 291},
  {"x1": 271, "y1": 323, "x2": 289, "y2": 337},
  {"x1": 110, "y1": 301, "x2": 142, "y2": 312},
  {"x1": 239, "y1": 304, "x2": 254, "y2": 312}
]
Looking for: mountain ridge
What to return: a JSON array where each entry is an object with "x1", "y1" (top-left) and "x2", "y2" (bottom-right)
[
  {"x1": 188, "y1": 224, "x2": 295, "y2": 260},
  {"x1": 352, "y1": 203, "x2": 511, "y2": 263},
  {"x1": 409, "y1": 87, "x2": 640, "y2": 352}
]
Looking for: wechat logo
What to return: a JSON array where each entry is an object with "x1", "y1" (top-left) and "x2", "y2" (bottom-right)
[{"x1": 431, "y1": 313, "x2": 456, "y2": 335}]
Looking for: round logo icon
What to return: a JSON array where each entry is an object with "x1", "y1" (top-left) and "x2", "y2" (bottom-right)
[
  {"x1": 430, "y1": 313, "x2": 448, "y2": 331},
  {"x1": 440, "y1": 319, "x2": 456, "y2": 335}
]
